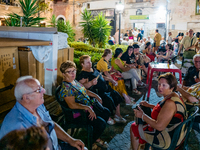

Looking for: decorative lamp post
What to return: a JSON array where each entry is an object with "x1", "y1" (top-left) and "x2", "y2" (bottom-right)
[{"x1": 116, "y1": 1, "x2": 124, "y2": 45}]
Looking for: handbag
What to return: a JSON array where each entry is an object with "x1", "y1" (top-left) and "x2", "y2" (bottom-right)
[
  {"x1": 90, "y1": 98, "x2": 104, "y2": 112},
  {"x1": 135, "y1": 104, "x2": 152, "y2": 125},
  {"x1": 64, "y1": 81, "x2": 104, "y2": 112},
  {"x1": 109, "y1": 67, "x2": 123, "y2": 81}
]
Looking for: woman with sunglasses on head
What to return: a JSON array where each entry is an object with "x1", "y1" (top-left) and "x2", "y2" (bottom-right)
[{"x1": 58, "y1": 60, "x2": 110, "y2": 148}]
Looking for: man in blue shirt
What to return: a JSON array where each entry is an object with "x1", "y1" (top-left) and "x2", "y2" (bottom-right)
[{"x1": 0, "y1": 76, "x2": 85, "y2": 150}]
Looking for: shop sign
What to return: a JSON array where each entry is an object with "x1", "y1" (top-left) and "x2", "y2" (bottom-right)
[{"x1": 130, "y1": 15, "x2": 149, "y2": 20}]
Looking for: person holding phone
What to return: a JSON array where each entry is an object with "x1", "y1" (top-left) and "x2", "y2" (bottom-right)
[
  {"x1": 130, "y1": 73, "x2": 187, "y2": 150},
  {"x1": 77, "y1": 55, "x2": 126, "y2": 124}
]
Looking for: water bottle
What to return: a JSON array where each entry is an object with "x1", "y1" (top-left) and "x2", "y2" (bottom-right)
[{"x1": 154, "y1": 57, "x2": 157, "y2": 64}]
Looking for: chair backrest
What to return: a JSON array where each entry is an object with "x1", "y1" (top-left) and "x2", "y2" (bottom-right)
[
  {"x1": 169, "y1": 106, "x2": 199, "y2": 150},
  {"x1": 55, "y1": 85, "x2": 87, "y2": 125},
  {"x1": 55, "y1": 85, "x2": 75, "y2": 123}
]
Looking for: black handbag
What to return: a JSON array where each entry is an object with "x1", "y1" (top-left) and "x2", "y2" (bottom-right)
[
  {"x1": 135, "y1": 104, "x2": 152, "y2": 125},
  {"x1": 90, "y1": 98, "x2": 104, "y2": 112}
]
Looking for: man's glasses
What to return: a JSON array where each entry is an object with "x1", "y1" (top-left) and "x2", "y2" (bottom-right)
[
  {"x1": 27, "y1": 86, "x2": 43, "y2": 94},
  {"x1": 195, "y1": 61, "x2": 200, "y2": 63},
  {"x1": 65, "y1": 69, "x2": 77, "y2": 74}
]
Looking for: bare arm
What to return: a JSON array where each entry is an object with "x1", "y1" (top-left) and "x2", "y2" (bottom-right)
[
  {"x1": 115, "y1": 59, "x2": 134, "y2": 72},
  {"x1": 161, "y1": 51, "x2": 170, "y2": 59},
  {"x1": 86, "y1": 90, "x2": 102, "y2": 104},
  {"x1": 135, "y1": 99, "x2": 176, "y2": 131},
  {"x1": 195, "y1": 41, "x2": 200, "y2": 53},
  {"x1": 140, "y1": 101, "x2": 155, "y2": 109},
  {"x1": 142, "y1": 48, "x2": 148, "y2": 54},
  {"x1": 178, "y1": 44, "x2": 183, "y2": 55},
  {"x1": 79, "y1": 78, "x2": 97, "y2": 89},
  {"x1": 54, "y1": 122, "x2": 85, "y2": 150},
  {"x1": 177, "y1": 86, "x2": 198, "y2": 103}
]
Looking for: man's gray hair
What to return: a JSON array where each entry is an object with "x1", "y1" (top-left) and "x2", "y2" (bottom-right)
[
  {"x1": 14, "y1": 76, "x2": 38, "y2": 101},
  {"x1": 193, "y1": 54, "x2": 200, "y2": 62}
]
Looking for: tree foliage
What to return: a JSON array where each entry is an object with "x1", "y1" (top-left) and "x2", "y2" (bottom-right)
[
  {"x1": 79, "y1": 9, "x2": 94, "y2": 45},
  {"x1": 57, "y1": 20, "x2": 75, "y2": 42},
  {"x1": 48, "y1": 14, "x2": 75, "y2": 42},
  {"x1": 80, "y1": 9, "x2": 112, "y2": 48},
  {"x1": 5, "y1": 0, "x2": 45, "y2": 27}
]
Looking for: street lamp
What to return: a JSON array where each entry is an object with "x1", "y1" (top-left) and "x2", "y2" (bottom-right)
[{"x1": 116, "y1": 1, "x2": 124, "y2": 45}]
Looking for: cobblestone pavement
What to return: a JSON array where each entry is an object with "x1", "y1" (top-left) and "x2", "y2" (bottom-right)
[{"x1": 108, "y1": 88, "x2": 200, "y2": 150}]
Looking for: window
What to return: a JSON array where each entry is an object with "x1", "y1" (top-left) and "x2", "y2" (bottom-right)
[
  {"x1": 196, "y1": 0, "x2": 200, "y2": 15},
  {"x1": 136, "y1": 0, "x2": 143, "y2": 2},
  {"x1": 58, "y1": 18, "x2": 64, "y2": 22},
  {"x1": 136, "y1": 9, "x2": 142, "y2": 15},
  {"x1": 87, "y1": 3, "x2": 90, "y2": 9},
  {"x1": 0, "y1": 0, "x2": 11, "y2": 5},
  {"x1": 156, "y1": 23, "x2": 165, "y2": 28}
]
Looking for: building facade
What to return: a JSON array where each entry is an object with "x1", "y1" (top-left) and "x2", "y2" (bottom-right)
[{"x1": 1, "y1": 0, "x2": 200, "y2": 40}]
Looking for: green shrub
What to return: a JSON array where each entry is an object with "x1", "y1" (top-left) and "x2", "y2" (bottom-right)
[
  {"x1": 69, "y1": 42, "x2": 104, "y2": 53},
  {"x1": 109, "y1": 44, "x2": 128, "y2": 52},
  {"x1": 5, "y1": 0, "x2": 45, "y2": 27},
  {"x1": 71, "y1": 42, "x2": 128, "y2": 73},
  {"x1": 57, "y1": 20, "x2": 75, "y2": 42},
  {"x1": 80, "y1": 9, "x2": 111, "y2": 48}
]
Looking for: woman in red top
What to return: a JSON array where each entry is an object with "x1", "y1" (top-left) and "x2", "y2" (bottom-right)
[
  {"x1": 130, "y1": 73, "x2": 187, "y2": 150},
  {"x1": 143, "y1": 42, "x2": 155, "y2": 62}
]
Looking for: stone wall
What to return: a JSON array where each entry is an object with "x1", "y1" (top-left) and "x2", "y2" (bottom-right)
[{"x1": 169, "y1": 0, "x2": 200, "y2": 37}]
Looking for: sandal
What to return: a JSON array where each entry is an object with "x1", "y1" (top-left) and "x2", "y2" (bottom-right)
[
  {"x1": 126, "y1": 97, "x2": 136, "y2": 106},
  {"x1": 107, "y1": 118, "x2": 115, "y2": 125},
  {"x1": 137, "y1": 82, "x2": 146, "y2": 88},
  {"x1": 95, "y1": 139, "x2": 108, "y2": 149},
  {"x1": 132, "y1": 89, "x2": 142, "y2": 95},
  {"x1": 129, "y1": 97, "x2": 135, "y2": 102}
]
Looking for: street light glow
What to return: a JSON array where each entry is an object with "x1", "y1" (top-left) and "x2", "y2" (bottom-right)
[
  {"x1": 158, "y1": 6, "x2": 165, "y2": 12},
  {"x1": 116, "y1": 2, "x2": 124, "y2": 13}
]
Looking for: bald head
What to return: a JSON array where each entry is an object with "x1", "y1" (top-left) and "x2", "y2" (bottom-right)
[
  {"x1": 14, "y1": 76, "x2": 40, "y2": 101},
  {"x1": 188, "y1": 29, "x2": 194, "y2": 37}
]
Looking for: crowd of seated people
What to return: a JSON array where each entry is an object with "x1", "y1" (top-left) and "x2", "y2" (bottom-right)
[
  {"x1": 0, "y1": 76, "x2": 86, "y2": 150},
  {"x1": 77, "y1": 55, "x2": 126, "y2": 125},
  {"x1": 2, "y1": 28, "x2": 200, "y2": 150},
  {"x1": 96, "y1": 49, "x2": 135, "y2": 105},
  {"x1": 58, "y1": 61, "x2": 110, "y2": 147}
]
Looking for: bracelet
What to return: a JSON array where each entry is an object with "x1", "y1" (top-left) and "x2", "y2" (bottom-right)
[{"x1": 142, "y1": 113, "x2": 144, "y2": 122}]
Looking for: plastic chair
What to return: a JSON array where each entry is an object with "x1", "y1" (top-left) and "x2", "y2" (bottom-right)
[
  {"x1": 55, "y1": 85, "x2": 93, "y2": 150},
  {"x1": 144, "y1": 106, "x2": 199, "y2": 150}
]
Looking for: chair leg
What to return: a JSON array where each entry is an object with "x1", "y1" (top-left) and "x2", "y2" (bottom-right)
[
  {"x1": 87, "y1": 126, "x2": 93, "y2": 150},
  {"x1": 71, "y1": 128, "x2": 75, "y2": 136}
]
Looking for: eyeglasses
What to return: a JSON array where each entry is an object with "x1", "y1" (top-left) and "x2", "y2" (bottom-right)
[
  {"x1": 195, "y1": 61, "x2": 200, "y2": 63},
  {"x1": 65, "y1": 69, "x2": 77, "y2": 74},
  {"x1": 27, "y1": 86, "x2": 43, "y2": 94}
]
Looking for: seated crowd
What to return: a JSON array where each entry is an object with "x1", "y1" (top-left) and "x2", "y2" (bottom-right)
[{"x1": 1, "y1": 28, "x2": 200, "y2": 150}]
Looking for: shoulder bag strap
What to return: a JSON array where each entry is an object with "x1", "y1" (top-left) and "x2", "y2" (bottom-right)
[{"x1": 63, "y1": 81, "x2": 93, "y2": 103}]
